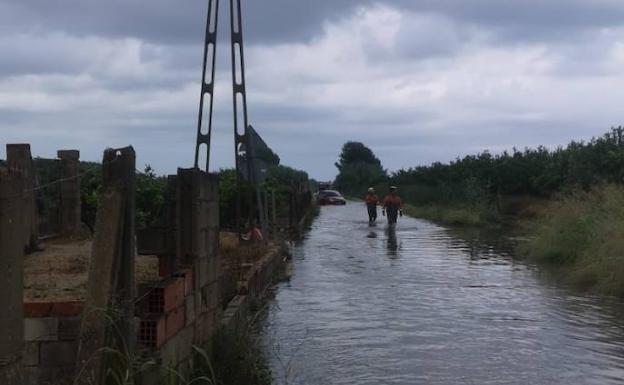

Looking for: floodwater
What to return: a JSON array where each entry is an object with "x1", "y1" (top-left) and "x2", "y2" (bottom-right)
[{"x1": 262, "y1": 202, "x2": 624, "y2": 385}]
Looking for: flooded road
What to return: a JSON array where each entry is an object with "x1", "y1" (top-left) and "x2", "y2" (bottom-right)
[{"x1": 262, "y1": 202, "x2": 624, "y2": 385}]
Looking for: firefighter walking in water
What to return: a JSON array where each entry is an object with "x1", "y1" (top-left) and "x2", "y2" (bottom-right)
[
  {"x1": 382, "y1": 186, "x2": 403, "y2": 225},
  {"x1": 365, "y1": 187, "x2": 379, "y2": 224}
]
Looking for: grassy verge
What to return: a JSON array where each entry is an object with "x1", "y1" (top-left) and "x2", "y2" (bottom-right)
[
  {"x1": 195, "y1": 325, "x2": 272, "y2": 385},
  {"x1": 518, "y1": 184, "x2": 624, "y2": 296}
]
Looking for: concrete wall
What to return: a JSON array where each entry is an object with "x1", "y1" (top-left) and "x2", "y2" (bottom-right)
[
  {"x1": 0, "y1": 160, "x2": 26, "y2": 384},
  {"x1": 22, "y1": 302, "x2": 83, "y2": 385},
  {"x1": 136, "y1": 169, "x2": 222, "y2": 382},
  {"x1": 1, "y1": 144, "x2": 290, "y2": 385}
]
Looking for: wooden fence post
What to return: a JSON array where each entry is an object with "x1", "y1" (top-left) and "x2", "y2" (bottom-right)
[
  {"x1": 75, "y1": 147, "x2": 136, "y2": 385},
  {"x1": 0, "y1": 163, "x2": 26, "y2": 384}
]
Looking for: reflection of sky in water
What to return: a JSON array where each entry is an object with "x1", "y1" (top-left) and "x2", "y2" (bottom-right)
[{"x1": 262, "y1": 202, "x2": 624, "y2": 385}]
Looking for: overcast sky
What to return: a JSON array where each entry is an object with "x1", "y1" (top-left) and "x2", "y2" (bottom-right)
[{"x1": 2, "y1": 1, "x2": 624, "y2": 180}]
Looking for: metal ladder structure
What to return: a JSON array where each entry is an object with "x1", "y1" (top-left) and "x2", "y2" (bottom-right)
[{"x1": 193, "y1": 0, "x2": 267, "y2": 236}]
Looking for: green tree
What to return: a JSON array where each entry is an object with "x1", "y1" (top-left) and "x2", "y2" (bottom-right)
[
  {"x1": 136, "y1": 165, "x2": 166, "y2": 229},
  {"x1": 334, "y1": 142, "x2": 387, "y2": 196}
]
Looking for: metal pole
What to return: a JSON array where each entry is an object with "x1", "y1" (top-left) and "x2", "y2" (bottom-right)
[{"x1": 194, "y1": 0, "x2": 220, "y2": 171}]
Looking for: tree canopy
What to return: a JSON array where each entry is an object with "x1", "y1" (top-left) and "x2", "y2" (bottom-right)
[{"x1": 333, "y1": 142, "x2": 386, "y2": 196}]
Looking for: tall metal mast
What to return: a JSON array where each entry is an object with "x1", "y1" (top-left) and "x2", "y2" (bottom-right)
[
  {"x1": 194, "y1": 0, "x2": 220, "y2": 171},
  {"x1": 230, "y1": 0, "x2": 252, "y2": 183},
  {"x1": 193, "y1": 0, "x2": 267, "y2": 235}
]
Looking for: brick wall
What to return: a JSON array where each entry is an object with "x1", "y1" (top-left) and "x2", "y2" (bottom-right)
[
  {"x1": 22, "y1": 302, "x2": 83, "y2": 385},
  {"x1": 11, "y1": 157, "x2": 289, "y2": 385}
]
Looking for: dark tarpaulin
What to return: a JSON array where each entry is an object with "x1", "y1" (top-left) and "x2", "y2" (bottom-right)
[{"x1": 237, "y1": 125, "x2": 279, "y2": 183}]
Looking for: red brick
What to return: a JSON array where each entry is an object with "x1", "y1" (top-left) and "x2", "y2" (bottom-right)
[
  {"x1": 165, "y1": 307, "x2": 185, "y2": 340},
  {"x1": 175, "y1": 268, "x2": 194, "y2": 296},
  {"x1": 24, "y1": 303, "x2": 53, "y2": 318},
  {"x1": 158, "y1": 256, "x2": 171, "y2": 277},
  {"x1": 163, "y1": 277, "x2": 185, "y2": 313},
  {"x1": 51, "y1": 301, "x2": 84, "y2": 317},
  {"x1": 137, "y1": 277, "x2": 186, "y2": 316}
]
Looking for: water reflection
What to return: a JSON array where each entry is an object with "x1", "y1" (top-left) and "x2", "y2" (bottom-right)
[
  {"x1": 386, "y1": 226, "x2": 399, "y2": 257},
  {"x1": 263, "y1": 202, "x2": 624, "y2": 385}
]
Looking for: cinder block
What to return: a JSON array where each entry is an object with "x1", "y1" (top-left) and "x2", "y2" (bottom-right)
[
  {"x1": 195, "y1": 312, "x2": 218, "y2": 344},
  {"x1": 24, "y1": 317, "x2": 58, "y2": 342},
  {"x1": 206, "y1": 283, "x2": 219, "y2": 312},
  {"x1": 39, "y1": 341, "x2": 77, "y2": 367},
  {"x1": 58, "y1": 316, "x2": 81, "y2": 341},
  {"x1": 185, "y1": 294, "x2": 196, "y2": 327},
  {"x1": 165, "y1": 307, "x2": 185, "y2": 340},
  {"x1": 160, "y1": 325, "x2": 195, "y2": 369},
  {"x1": 35, "y1": 365, "x2": 75, "y2": 385},
  {"x1": 22, "y1": 367, "x2": 41, "y2": 385},
  {"x1": 23, "y1": 342, "x2": 40, "y2": 366},
  {"x1": 24, "y1": 303, "x2": 53, "y2": 318},
  {"x1": 196, "y1": 258, "x2": 212, "y2": 288},
  {"x1": 207, "y1": 255, "x2": 219, "y2": 284},
  {"x1": 198, "y1": 283, "x2": 219, "y2": 315}
]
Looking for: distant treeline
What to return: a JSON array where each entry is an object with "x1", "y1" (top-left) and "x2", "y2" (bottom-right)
[
  {"x1": 393, "y1": 127, "x2": 624, "y2": 206},
  {"x1": 335, "y1": 127, "x2": 624, "y2": 206}
]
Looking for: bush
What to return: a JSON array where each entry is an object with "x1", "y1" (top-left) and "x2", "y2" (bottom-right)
[{"x1": 521, "y1": 184, "x2": 624, "y2": 295}]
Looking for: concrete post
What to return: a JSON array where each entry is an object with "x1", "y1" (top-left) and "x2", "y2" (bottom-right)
[
  {"x1": 289, "y1": 189, "x2": 294, "y2": 228},
  {"x1": 176, "y1": 169, "x2": 221, "y2": 343},
  {"x1": 75, "y1": 147, "x2": 136, "y2": 385},
  {"x1": 57, "y1": 150, "x2": 81, "y2": 239},
  {"x1": 6, "y1": 144, "x2": 38, "y2": 252},
  {"x1": 271, "y1": 190, "x2": 276, "y2": 226},
  {"x1": 0, "y1": 165, "x2": 25, "y2": 384}
]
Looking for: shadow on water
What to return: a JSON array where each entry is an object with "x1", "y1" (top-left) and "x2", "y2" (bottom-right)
[
  {"x1": 385, "y1": 225, "x2": 400, "y2": 258},
  {"x1": 443, "y1": 225, "x2": 518, "y2": 260}
]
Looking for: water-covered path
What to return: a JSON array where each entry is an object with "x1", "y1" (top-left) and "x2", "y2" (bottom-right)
[{"x1": 262, "y1": 202, "x2": 624, "y2": 385}]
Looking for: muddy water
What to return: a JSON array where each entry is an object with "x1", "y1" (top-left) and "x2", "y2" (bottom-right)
[{"x1": 261, "y1": 202, "x2": 624, "y2": 384}]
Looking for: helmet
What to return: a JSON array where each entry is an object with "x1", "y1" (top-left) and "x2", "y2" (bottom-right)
[{"x1": 368, "y1": 187, "x2": 374, "y2": 193}]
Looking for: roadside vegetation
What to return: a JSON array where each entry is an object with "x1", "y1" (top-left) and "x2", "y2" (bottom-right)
[
  {"x1": 218, "y1": 164, "x2": 313, "y2": 230},
  {"x1": 518, "y1": 184, "x2": 624, "y2": 296},
  {"x1": 334, "y1": 127, "x2": 624, "y2": 296},
  {"x1": 75, "y1": 159, "x2": 313, "y2": 233}
]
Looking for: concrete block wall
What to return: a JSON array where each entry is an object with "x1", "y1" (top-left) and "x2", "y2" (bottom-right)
[
  {"x1": 22, "y1": 302, "x2": 84, "y2": 385},
  {"x1": 135, "y1": 169, "x2": 222, "y2": 381},
  {"x1": 0, "y1": 144, "x2": 227, "y2": 385}
]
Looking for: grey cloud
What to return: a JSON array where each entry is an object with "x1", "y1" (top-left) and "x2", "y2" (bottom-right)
[
  {"x1": 3, "y1": 0, "x2": 624, "y2": 180},
  {"x1": 6, "y1": 0, "x2": 624, "y2": 46}
]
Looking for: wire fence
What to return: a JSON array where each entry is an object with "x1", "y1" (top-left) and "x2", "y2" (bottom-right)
[{"x1": 0, "y1": 157, "x2": 121, "y2": 200}]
